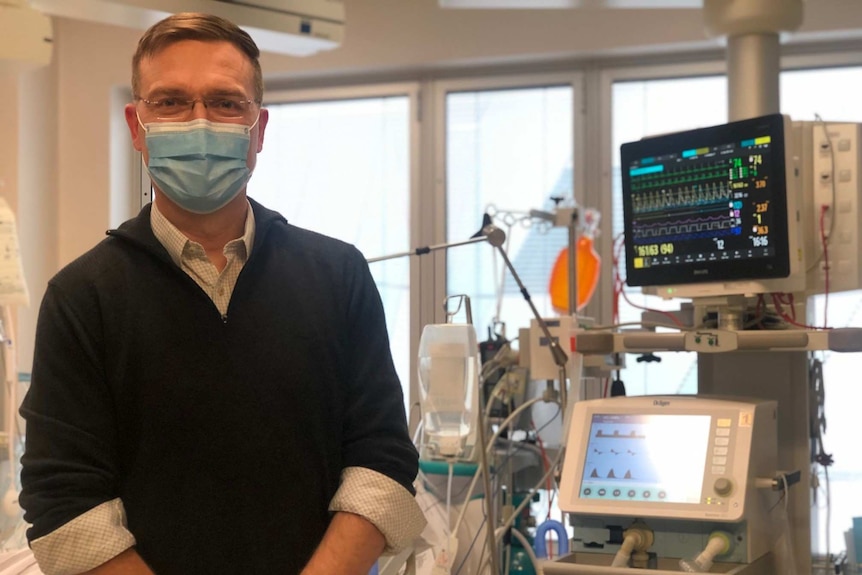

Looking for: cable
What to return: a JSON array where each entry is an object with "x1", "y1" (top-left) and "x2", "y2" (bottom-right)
[
  {"x1": 619, "y1": 287, "x2": 685, "y2": 329},
  {"x1": 610, "y1": 231, "x2": 685, "y2": 329},
  {"x1": 508, "y1": 526, "x2": 544, "y2": 575},
  {"x1": 824, "y1": 465, "x2": 831, "y2": 565},
  {"x1": 0, "y1": 333, "x2": 19, "y2": 542},
  {"x1": 531, "y1": 420, "x2": 559, "y2": 559},
  {"x1": 611, "y1": 232, "x2": 626, "y2": 325},
  {"x1": 806, "y1": 114, "x2": 838, "y2": 273},
  {"x1": 585, "y1": 320, "x2": 691, "y2": 332},
  {"x1": 476, "y1": 441, "x2": 565, "y2": 575},
  {"x1": 0, "y1": 308, "x2": 19, "y2": 518},
  {"x1": 452, "y1": 397, "x2": 546, "y2": 536},
  {"x1": 808, "y1": 357, "x2": 833, "y2": 565},
  {"x1": 446, "y1": 461, "x2": 454, "y2": 548},
  {"x1": 819, "y1": 204, "x2": 830, "y2": 329},
  {"x1": 496, "y1": 442, "x2": 565, "y2": 539},
  {"x1": 453, "y1": 507, "x2": 487, "y2": 575},
  {"x1": 452, "y1": 405, "x2": 562, "y2": 574},
  {"x1": 412, "y1": 419, "x2": 424, "y2": 447},
  {"x1": 770, "y1": 293, "x2": 828, "y2": 330}
]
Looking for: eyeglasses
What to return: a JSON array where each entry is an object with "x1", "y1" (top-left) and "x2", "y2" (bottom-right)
[{"x1": 135, "y1": 96, "x2": 261, "y2": 122}]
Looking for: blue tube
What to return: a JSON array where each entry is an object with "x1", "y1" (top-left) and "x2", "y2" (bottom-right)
[{"x1": 533, "y1": 519, "x2": 569, "y2": 558}]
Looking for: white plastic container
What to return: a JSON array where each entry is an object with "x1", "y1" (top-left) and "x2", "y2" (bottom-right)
[{"x1": 417, "y1": 323, "x2": 479, "y2": 458}]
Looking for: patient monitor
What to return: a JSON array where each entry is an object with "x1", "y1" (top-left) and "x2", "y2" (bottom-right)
[{"x1": 547, "y1": 395, "x2": 781, "y2": 574}]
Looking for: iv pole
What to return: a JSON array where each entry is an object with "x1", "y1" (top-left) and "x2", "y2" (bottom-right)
[
  {"x1": 368, "y1": 223, "x2": 570, "y2": 406},
  {"x1": 368, "y1": 223, "x2": 572, "y2": 575}
]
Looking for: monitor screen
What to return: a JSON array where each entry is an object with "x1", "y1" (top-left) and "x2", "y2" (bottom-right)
[
  {"x1": 579, "y1": 413, "x2": 711, "y2": 505},
  {"x1": 621, "y1": 114, "x2": 795, "y2": 292},
  {"x1": 558, "y1": 396, "x2": 773, "y2": 522}
]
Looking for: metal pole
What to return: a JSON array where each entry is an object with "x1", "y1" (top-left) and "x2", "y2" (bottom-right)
[
  {"x1": 567, "y1": 210, "x2": 578, "y2": 317},
  {"x1": 492, "y1": 244, "x2": 569, "y2": 412},
  {"x1": 727, "y1": 32, "x2": 780, "y2": 121},
  {"x1": 366, "y1": 235, "x2": 490, "y2": 264}
]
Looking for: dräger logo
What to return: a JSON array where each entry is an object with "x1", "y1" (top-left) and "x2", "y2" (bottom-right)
[
  {"x1": 693, "y1": 269, "x2": 709, "y2": 276},
  {"x1": 653, "y1": 399, "x2": 670, "y2": 407}
]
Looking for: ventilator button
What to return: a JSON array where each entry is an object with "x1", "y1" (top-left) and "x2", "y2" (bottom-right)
[{"x1": 714, "y1": 478, "x2": 733, "y2": 497}]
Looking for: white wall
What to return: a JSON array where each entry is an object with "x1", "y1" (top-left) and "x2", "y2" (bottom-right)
[{"x1": 3, "y1": 0, "x2": 862, "y2": 371}]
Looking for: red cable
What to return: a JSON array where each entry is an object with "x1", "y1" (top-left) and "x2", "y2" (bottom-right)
[
  {"x1": 770, "y1": 293, "x2": 825, "y2": 330},
  {"x1": 611, "y1": 234, "x2": 626, "y2": 325},
  {"x1": 533, "y1": 422, "x2": 554, "y2": 558},
  {"x1": 612, "y1": 233, "x2": 683, "y2": 329},
  {"x1": 820, "y1": 204, "x2": 830, "y2": 329},
  {"x1": 754, "y1": 294, "x2": 765, "y2": 329},
  {"x1": 620, "y1": 288, "x2": 685, "y2": 328}
]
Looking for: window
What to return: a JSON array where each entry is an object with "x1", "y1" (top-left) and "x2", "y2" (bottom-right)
[
  {"x1": 252, "y1": 88, "x2": 416, "y2": 412},
  {"x1": 127, "y1": 48, "x2": 862, "y2": 565},
  {"x1": 780, "y1": 64, "x2": 862, "y2": 557},
  {"x1": 442, "y1": 80, "x2": 576, "y2": 344},
  {"x1": 608, "y1": 62, "x2": 862, "y2": 557},
  {"x1": 610, "y1": 74, "x2": 727, "y2": 396}
]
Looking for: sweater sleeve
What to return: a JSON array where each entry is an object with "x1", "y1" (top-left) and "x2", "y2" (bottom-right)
[
  {"x1": 340, "y1": 250, "x2": 420, "y2": 493},
  {"x1": 29, "y1": 499, "x2": 136, "y2": 575},
  {"x1": 19, "y1": 281, "x2": 126, "y2": 562},
  {"x1": 329, "y1": 467, "x2": 425, "y2": 553}
]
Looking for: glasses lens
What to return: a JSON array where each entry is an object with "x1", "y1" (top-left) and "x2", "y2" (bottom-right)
[
  {"x1": 140, "y1": 97, "x2": 256, "y2": 122},
  {"x1": 146, "y1": 98, "x2": 188, "y2": 120},
  {"x1": 206, "y1": 98, "x2": 253, "y2": 121}
]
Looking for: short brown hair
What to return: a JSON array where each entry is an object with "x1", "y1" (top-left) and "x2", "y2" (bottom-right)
[{"x1": 132, "y1": 12, "x2": 263, "y2": 101}]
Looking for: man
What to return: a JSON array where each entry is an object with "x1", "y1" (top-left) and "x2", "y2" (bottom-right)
[{"x1": 19, "y1": 12, "x2": 425, "y2": 575}]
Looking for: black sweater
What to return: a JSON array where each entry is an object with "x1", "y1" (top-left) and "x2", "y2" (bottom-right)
[{"x1": 20, "y1": 199, "x2": 418, "y2": 574}]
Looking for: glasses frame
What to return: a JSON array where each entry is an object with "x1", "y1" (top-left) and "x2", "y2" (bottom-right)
[{"x1": 134, "y1": 95, "x2": 262, "y2": 123}]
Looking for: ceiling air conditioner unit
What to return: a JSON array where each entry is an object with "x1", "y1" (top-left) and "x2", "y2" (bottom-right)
[
  {"x1": 29, "y1": 0, "x2": 344, "y2": 56},
  {"x1": 438, "y1": 0, "x2": 703, "y2": 7},
  {"x1": 0, "y1": 1, "x2": 53, "y2": 70}
]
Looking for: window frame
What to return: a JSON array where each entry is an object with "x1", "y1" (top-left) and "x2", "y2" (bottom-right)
[
  {"x1": 596, "y1": 59, "x2": 727, "y2": 325},
  {"x1": 250, "y1": 82, "x2": 424, "y2": 426},
  {"x1": 597, "y1": 49, "x2": 862, "y2": 563},
  {"x1": 428, "y1": 72, "x2": 586, "y2": 329},
  {"x1": 129, "y1": 49, "x2": 862, "y2": 535}
]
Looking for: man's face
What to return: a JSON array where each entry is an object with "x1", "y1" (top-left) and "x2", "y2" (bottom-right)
[{"x1": 124, "y1": 39, "x2": 268, "y2": 175}]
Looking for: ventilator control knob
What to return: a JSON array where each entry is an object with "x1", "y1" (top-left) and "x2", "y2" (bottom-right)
[{"x1": 714, "y1": 477, "x2": 733, "y2": 497}]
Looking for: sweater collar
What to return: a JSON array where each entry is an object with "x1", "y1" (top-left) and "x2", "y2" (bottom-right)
[
  {"x1": 107, "y1": 197, "x2": 287, "y2": 261},
  {"x1": 150, "y1": 199, "x2": 256, "y2": 268}
]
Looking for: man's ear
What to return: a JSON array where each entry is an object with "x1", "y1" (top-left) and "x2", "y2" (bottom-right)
[
  {"x1": 125, "y1": 104, "x2": 145, "y2": 152},
  {"x1": 255, "y1": 108, "x2": 269, "y2": 153}
]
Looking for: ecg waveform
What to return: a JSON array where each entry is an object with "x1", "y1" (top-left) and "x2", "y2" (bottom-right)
[
  {"x1": 633, "y1": 216, "x2": 738, "y2": 242},
  {"x1": 630, "y1": 160, "x2": 729, "y2": 192},
  {"x1": 634, "y1": 220, "x2": 739, "y2": 244},
  {"x1": 629, "y1": 157, "x2": 739, "y2": 244},
  {"x1": 632, "y1": 184, "x2": 732, "y2": 214}
]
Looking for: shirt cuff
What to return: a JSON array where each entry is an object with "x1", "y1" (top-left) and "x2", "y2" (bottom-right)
[
  {"x1": 329, "y1": 467, "x2": 427, "y2": 554},
  {"x1": 30, "y1": 498, "x2": 136, "y2": 575}
]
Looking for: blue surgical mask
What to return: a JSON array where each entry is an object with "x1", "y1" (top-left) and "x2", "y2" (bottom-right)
[{"x1": 140, "y1": 116, "x2": 258, "y2": 214}]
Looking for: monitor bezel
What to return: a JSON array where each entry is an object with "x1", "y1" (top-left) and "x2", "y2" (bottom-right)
[
  {"x1": 621, "y1": 113, "x2": 794, "y2": 292},
  {"x1": 558, "y1": 396, "x2": 756, "y2": 522}
]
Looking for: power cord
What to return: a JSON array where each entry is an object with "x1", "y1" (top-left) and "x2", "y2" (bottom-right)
[
  {"x1": 809, "y1": 356, "x2": 834, "y2": 566},
  {"x1": 610, "y1": 372, "x2": 626, "y2": 397},
  {"x1": 809, "y1": 358, "x2": 833, "y2": 468}
]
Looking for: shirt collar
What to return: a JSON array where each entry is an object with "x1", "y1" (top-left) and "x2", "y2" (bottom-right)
[{"x1": 150, "y1": 200, "x2": 256, "y2": 267}]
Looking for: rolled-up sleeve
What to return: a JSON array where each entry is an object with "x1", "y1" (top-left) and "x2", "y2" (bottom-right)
[
  {"x1": 30, "y1": 499, "x2": 135, "y2": 575},
  {"x1": 336, "y1": 251, "x2": 426, "y2": 550},
  {"x1": 329, "y1": 467, "x2": 425, "y2": 553},
  {"x1": 20, "y1": 281, "x2": 125, "y2": 573}
]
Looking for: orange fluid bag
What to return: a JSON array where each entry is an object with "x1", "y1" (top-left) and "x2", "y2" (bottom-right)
[{"x1": 549, "y1": 209, "x2": 601, "y2": 313}]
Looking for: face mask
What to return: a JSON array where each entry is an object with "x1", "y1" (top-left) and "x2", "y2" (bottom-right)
[{"x1": 140, "y1": 116, "x2": 259, "y2": 214}]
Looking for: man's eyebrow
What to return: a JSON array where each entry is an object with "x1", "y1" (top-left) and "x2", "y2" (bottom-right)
[
  {"x1": 205, "y1": 89, "x2": 254, "y2": 99},
  {"x1": 143, "y1": 88, "x2": 190, "y2": 98},
  {"x1": 144, "y1": 88, "x2": 250, "y2": 99}
]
